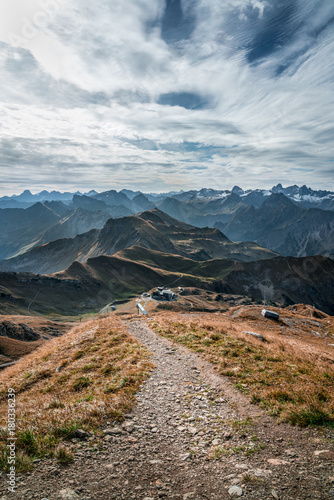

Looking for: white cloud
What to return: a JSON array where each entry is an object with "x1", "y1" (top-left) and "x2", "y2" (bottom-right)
[{"x1": 0, "y1": 0, "x2": 333, "y2": 194}]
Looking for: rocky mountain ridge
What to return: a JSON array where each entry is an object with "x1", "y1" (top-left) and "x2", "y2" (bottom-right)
[
  {"x1": 0, "y1": 203, "x2": 112, "y2": 261},
  {"x1": 0, "y1": 185, "x2": 333, "y2": 263},
  {"x1": 0, "y1": 209, "x2": 277, "y2": 274},
  {"x1": 215, "y1": 194, "x2": 334, "y2": 258},
  {"x1": 1, "y1": 184, "x2": 333, "y2": 210}
]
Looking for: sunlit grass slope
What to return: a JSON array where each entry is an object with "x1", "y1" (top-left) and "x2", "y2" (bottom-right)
[
  {"x1": 0, "y1": 315, "x2": 153, "y2": 471},
  {"x1": 152, "y1": 312, "x2": 334, "y2": 428}
]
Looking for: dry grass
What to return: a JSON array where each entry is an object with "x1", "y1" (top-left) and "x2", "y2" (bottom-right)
[
  {"x1": 151, "y1": 312, "x2": 334, "y2": 428},
  {"x1": 0, "y1": 315, "x2": 153, "y2": 471}
]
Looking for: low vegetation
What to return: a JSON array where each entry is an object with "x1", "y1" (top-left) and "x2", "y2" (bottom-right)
[
  {"x1": 152, "y1": 313, "x2": 334, "y2": 428},
  {"x1": 0, "y1": 316, "x2": 153, "y2": 471}
]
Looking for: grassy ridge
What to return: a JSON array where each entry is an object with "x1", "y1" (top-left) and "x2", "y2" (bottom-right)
[
  {"x1": 152, "y1": 313, "x2": 334, "y2": 427},
  {"x1": 0, "y1": 316, "x2": 153, "y2": 471},
  {"x1": 117, "y1": 246, "x2": 236, "y2": 279}
]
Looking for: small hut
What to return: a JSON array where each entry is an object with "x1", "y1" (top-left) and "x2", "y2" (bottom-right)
[{"x1": 262, "y1": 309, "x2": 279, "y2": 320}]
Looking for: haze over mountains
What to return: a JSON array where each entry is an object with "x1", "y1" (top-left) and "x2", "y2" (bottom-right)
[
  {"x1": 0, "y1": 203, "x2": 111, "y2": 261},
  {"x1": 215, "y1": 194, "x2": 334, "y2": 259},
  {"x1": 0, "y1": 184, "x2": 333, "y2": 261},
  {"x1": 0, "y1": 209, "x2": 276, "y2": 274}
]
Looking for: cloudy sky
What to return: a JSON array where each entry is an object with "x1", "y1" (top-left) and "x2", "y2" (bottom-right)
[{"x1": 0, "y1": 0, "x2": 333, "y2": 195}]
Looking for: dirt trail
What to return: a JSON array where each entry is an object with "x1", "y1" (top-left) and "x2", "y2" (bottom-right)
[{"x1": 2, "y1": 319, "x2": 334, "y2": 500}]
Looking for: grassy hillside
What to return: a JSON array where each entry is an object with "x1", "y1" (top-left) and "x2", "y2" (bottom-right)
[
  {"x1": 117, "y1": 246, "x2": 236, "y2": 279},
  {"x1": 216, "y1": 255, "x2": 334, "y2": 315},
  {"x1": 0, "y1": 251, "x2": 218, "y2": 317},
  {"x1": 151, "y1": 307, "x2": 334, "y2": 428},
  {"x1": 0, "y1": 315, "x2": 153, "y2": 471},
  {"x1": 1, "y1": 250, "x2": 334, "y2": 316}
]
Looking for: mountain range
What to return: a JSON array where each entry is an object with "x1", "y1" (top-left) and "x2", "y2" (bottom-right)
[
  {"x1": 1, "y1": 184, "x2": 332, "y2": 259},
  {"x1": 2, "y1": 184, "x2": 333, "y2": 210},
  {"x1": 0, "y1": 203, "x2": 111, "y2": 261},
  {"x1": 0, "y1": 209, "x2": 277, "y2": 274},
  {"x1": 215, "y1": 194, "x2": 334, "y2": 258},
  {"x1": 0, "y1": 184, "x2": 333, "y2": 317}
]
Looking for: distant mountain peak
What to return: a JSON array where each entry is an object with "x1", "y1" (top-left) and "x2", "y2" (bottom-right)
[
  {"x1": 133, "y1": 193, "x2": 149, "y2": 201},
  {"x1": 300, "y1": 185, "x2": 312, "y2": 196},
  {"x1": 272, "y1": 183, "x2": 283, "y2": 192},
  {"x1": 14, "y1": 189, "x2": 35, "y2": 202},
  {"x1": 232, "y1": 186, "x2": 244, "y2": 195},
  {"x1": 263, "y1": 192, "x2": 294, "y2": 207}
]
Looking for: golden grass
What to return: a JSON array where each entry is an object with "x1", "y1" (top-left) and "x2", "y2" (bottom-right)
[
  {"x1": 152, "y1": 313, "x2": 334, "y2": 427},
  {"x1": 0, "y1": 315, "x2": 153, "y2": 471}
]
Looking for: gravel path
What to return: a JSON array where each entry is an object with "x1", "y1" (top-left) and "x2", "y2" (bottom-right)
[{"x1": 1, "y1": 319, "x2": 333, "y2": 500}]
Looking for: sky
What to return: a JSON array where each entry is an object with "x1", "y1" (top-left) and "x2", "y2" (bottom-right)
[{"x1": 0, "y1": 0, "x2": 333, "y2": 195}]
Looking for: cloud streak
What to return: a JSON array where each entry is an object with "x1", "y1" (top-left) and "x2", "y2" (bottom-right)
[{"x1": 0, "y1": 0, "x2": 333, "y2": 194}]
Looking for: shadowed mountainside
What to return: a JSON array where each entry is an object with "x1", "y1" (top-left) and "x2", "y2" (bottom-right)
[
  {"x1": 215, "y1": 194, "x2": 334, "y2": 258},
  {"x1": 0, "y1": 248, "x2": 333, "y2": 316},
  {"x1": 1, "y1": 187, "x2": 333, "y2": 260},
  {"x1": 0, "y1": 203, "x2": 112, "y2": 260},
  {"x1": 0, "y1": 209, "x2": 277, "y2": 274}
]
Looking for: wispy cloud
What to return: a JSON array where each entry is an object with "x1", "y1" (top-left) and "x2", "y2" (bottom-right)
[{"x1": 0, "y1": 0, "x2": 333, "y2": 194}]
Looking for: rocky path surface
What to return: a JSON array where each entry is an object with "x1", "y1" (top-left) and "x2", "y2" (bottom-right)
[{"x1": 1, "y1": 319, "x2": 334, "y2": 500}]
